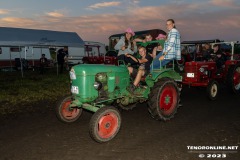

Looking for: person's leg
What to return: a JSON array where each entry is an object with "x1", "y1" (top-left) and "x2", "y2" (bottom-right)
[
  {"x1": 128, "y1": 66, "x2": 133, "y2": 75},
  {"x1": 40, "y1": 66, "x2": 43, "y2": 74},
  {"x1": 152, "y1": 52, "x2": 163, "y2": 69},
  {"x1": 60, "y1": 63, "x2": 63, "y2": 73},
  {"x1": 152, "y1": 59, "x2": 171, "y2": 69},
  {"x1": 160, "y1": 59, "x2": 171, "y2": 67},
  {"x1": 42, "y1": 66, "x2": 45, "y2": 74},
  {"x1": 117, "y1": 54, "x2": 125, "y2": 65},
  {"x1": 133, "y1": 69, "x2": 144, "y2": 86}
]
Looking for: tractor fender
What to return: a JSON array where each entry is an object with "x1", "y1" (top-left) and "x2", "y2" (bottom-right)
[
  {"x1": 145, "y1": 69, "x2": 182, "y2": 88},
  {"x1": 151, "y1": 70, "x2": 182, "y2": 82}
]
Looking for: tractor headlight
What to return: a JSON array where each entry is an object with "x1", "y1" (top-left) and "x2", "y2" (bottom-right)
[
  {"x1": 94, "y1": 81, "x2": 102, "y2": 90},
  {"x1": 199, "y1": 67, "x2": 205, "y2": 73},
  {"x1": 69, "y1": 68, "x2": 76, "y2": 80}
]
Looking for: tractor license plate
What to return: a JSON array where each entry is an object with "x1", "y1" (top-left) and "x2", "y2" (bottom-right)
[
  {"x1": 187, "y1": 73, "x2": 194, "y2": 78},
  {"x1": 71, "y1": 86, "x2": 79, "y2": 94}
]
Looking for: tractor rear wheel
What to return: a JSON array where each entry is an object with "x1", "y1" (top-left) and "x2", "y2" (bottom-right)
[
  {"x1": 207, "y1": 80, "x2": 219, "y2": 100},
  {"x1": 227, "y1": 63, "x2": 240, "y2": 94},
  {"x1": 148, "y1": 78, "x2": 180, "y2": 121},
  {"x1": 56, "y1": 96, "x2": 82, "y2": 123},
  {"x1": 89, "y1": 106, "x2": 121, "y2": 143}
]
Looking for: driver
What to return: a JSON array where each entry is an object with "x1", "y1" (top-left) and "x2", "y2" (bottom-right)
[{"x1": 212, "y1": 44, "x2": 226, "y2": 70}]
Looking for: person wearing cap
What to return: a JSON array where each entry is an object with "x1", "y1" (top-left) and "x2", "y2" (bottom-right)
[
  {"x1": 152, "y1": 19, "x2": 181, "y2": 69},
  {"x1": 156, "y1": 34, "x2": 166, "y2": 40},
  {"x1": 114, "y1": 28, "x2": 137, "y2": 64},
  {"x1": 149, "y1": 33, "x2": 166, "y2": 59}
]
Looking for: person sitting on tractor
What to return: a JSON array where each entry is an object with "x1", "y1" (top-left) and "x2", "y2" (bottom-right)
[
  {"x1": 135, "y1": 33, "x2": 157, "y2": 56},
  {"x1": 114, "y1": 28, "x2": 137, "y2": 65},
  {"x1": 152, "y1": 19, "x2": 181, "y2": 69},
  {"x1": 126, "y1": 46, "x2": 153, "y2": 92},
  {"x1": 211, "y1": 44, "x2": 226, "y2": 74},
  {"x1": 202, "y1": 43, "x2": 212, "y2": 61},
  {"x1": 150, "y1": 34, "x2": 166, "y2": 59},
  {"x1": 151, "y1": 43, "x2": 163, "y2": 59}
]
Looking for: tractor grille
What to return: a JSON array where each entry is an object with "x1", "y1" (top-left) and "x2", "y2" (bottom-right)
[{"x1": 183, "y1": 62, "x2": 198, "y2": 83}]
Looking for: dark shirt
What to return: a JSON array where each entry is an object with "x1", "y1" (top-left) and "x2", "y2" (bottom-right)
[
  {"x1": 143, "y1": 54, "x2": 153, "y2": 71},
  {"x1": 214, "y1": 49, "x2": 226, "y2": 68},
  {"x1": 202, "y1": 49, "x2": 212, "y2": 61},
  {"x1": 40, "y1": 57, "x2": 47, "y2": 65},
  {"x1": 146, "y1": 43, "x2": 158, "y2": 55},
  {"x1": 57, "y1": 49, "x2": 68, "y2": 64}
]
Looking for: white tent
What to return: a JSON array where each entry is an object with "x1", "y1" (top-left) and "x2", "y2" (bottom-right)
[
  {"x1": 0, "y1": 27, "x2": 84, "y2": 47},
  {"x1": 0, "y1": 27, "x2": 85, "y2": 77}
]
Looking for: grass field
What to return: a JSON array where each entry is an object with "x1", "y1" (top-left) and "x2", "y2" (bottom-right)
[{"x1": 0, "y1": 68, "x2": 70, "y2": 116}]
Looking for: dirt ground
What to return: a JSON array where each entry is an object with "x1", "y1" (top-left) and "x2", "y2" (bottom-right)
[{"x1": 0, "y1": 87, "x2": 240, "y2": 160}]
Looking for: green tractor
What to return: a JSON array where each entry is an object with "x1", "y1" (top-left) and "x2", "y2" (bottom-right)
[{"x1": 56, "y1": 44, "x2": 182, "y2": 143}]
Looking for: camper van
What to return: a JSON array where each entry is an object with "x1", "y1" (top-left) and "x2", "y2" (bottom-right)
[{"x1": 0, "y1": 46, "x2": 52, "y2": 69}]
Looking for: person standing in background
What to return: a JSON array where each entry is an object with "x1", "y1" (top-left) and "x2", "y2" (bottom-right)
[
  {"x1": 57, "y1": 46, "x2": 68, "y2": 73},
  {"x1": 39, "y1": 54, "x2": 48, "y2": 74}
]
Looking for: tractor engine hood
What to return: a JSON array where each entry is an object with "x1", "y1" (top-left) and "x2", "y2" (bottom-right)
[
  {"x1": 73, "y1": 64, "x2": 128, "y2": 76},
  {"x1": 70, "y1": 64, "x2": 130, "y2": 104}
]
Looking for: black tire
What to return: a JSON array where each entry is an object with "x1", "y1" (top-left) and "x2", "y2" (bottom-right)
[
  {"x1": 148, "y1": 78, "x2": 180, "y2": 121},
  {"x1": 226, "y1": 63, "x2": 240, "y2": 94},
  {"x1": 89, "y1": 106, "x2": 121, "y2": 143},
  {"x1": 206, "y1": 80, "x2": 219, "y2": 100},
  {"x1": 56, "y1": 96, "x2": 82, "y2": 123}
]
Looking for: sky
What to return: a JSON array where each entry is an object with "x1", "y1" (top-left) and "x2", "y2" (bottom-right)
[{"x1": 0, "y1": 0, "x2": 239, "y2": 45}]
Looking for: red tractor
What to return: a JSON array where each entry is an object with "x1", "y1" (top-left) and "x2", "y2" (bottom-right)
[
  {"x1": 182, "y1": 41, "x2": 240, "y2": 100},
  {"x1": 82, "y1": 43, "x2": 117, "y2": 65}
]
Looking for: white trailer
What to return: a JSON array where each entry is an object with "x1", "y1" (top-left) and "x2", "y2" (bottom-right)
[{"x1": 0, "y1": 46, "x2": 52, "y2": 69}]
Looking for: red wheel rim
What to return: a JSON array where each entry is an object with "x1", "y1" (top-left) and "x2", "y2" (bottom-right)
[
  {"x1": 61, "y1": 99, "x2": 80, "y2": 120},
  {"x1": 98, "y1": 112, "x2": 118, "y2": 139},
  {"x1": 159, "y1": 85, "x2": 177, "y2": 115},
  {"x1": 233, "y1": 67, "x2": 240, "y2": 90}
]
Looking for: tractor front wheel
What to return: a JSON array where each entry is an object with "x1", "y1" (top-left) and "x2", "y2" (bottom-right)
[
  {"x1": 56, "y1": 96, "x2": 82, "y2": 123},
  {"x1": 207, "y1": 80, "x2": 219, "y2": 100},
  {"x1": 89, "y1": 106, "x2": 121, "y2": 143},
  {"x1": 148, "y1": 78, "x2": 180, "y2": 121}
]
